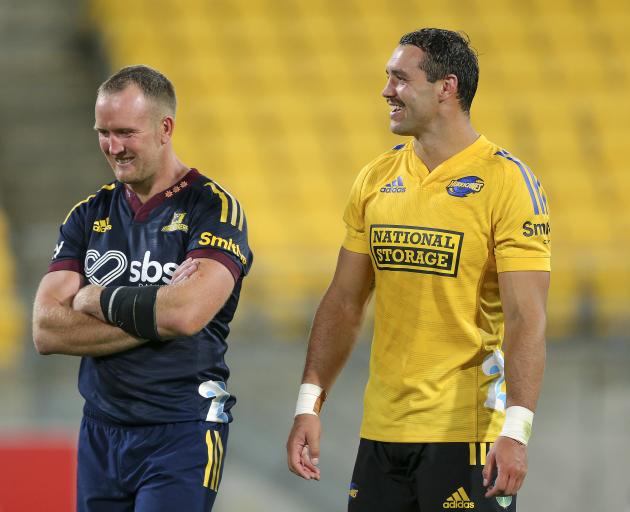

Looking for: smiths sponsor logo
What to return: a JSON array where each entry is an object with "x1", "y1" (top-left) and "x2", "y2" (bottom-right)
[
  {"x1": 370, "y1": 225, "x2": 463, "y2": 277},
  {"x1": 93, "y1": 217, "x2": 112, "y2": 233},
  {"x1": 522, "y1": 220, "x2": 550, "y2": 238},
  {"x1": 380, "y1": 176, "x2": 406, "y2": 193},
  {"x1": 447, "y1": 176, "x2": 484, "y2": 197},
  {"x1": 161, "y1": 212, "x2": 189, "y2": 233},
  {"x1": 199, "y1": 231, "x2": 247, "y2": 266}
]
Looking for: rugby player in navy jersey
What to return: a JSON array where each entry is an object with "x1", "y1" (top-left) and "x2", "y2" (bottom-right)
[{"x1": 33, "y1": 65, "x2": 252, "y2": 512}]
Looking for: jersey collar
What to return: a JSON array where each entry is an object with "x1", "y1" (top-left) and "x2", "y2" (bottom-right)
[
  {"x1": 124, "y1": 168, "x2": 202, "y2": 222},
  {"x1": 409, "y1": 135, "x2": 490, "y2": 184}
]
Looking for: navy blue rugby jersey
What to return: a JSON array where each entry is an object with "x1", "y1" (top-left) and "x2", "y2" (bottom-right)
[{"x1": 48, "y1": 169, "x2": 252, "y2": 425}]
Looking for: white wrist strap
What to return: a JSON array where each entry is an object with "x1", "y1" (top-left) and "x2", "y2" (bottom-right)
[
  {"x1": 294, "y1": 383, "x2": 327, "y2": 417},
  {"x1": 500, "y1": 406, "x2": 534, "y2": 445}
]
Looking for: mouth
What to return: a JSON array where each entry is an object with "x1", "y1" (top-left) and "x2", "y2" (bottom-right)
[
  {"x1": 113, "y1": 156, "x2": 135, "y2": 166},
  {"x1": 389, "y1": 103, "x2": 404, "y2": 119}
]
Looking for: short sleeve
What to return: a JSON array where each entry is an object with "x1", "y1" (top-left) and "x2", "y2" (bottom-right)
[
  {"x1": 186, "y1": 187, "x2": 252, "y2": 280},
  {"x1": 48, "y1": 201, "x2": 89, "y2": 273},
  {"x1": 342, "y1": 167, "x2": 371, "y2": 255},
  {"x1": 494, "y1": 158, "x2": 551, "y2": 273}
]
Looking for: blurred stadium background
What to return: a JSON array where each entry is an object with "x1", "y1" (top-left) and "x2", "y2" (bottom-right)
[{"x1": 1, "y1": 0, "x2": 629, "y2": 510}]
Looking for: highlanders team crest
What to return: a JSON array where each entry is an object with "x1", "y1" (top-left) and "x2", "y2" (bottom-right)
[{"x1": 447, "y1": 176, "x2": 485, "y2": 197}]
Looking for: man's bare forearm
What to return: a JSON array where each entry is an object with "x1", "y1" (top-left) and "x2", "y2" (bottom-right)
[
  {"x1": 301, "y1": 249, "x2": 374, "y2": 390},
  {"x1": 302, "y1": 287, "x2": 368, "y2": 390},
  {"x1": 503, "y1": 319, "x2": 546, "y2": 412},
  {"x1": 73, "y1": 258, "x2": 232, "y2": 340},
  {"x1": 33, "y1": 298, "x2": 144, "y2": 357},
  {"x1": 499, "y1": 270, "x2": 549, "y2": 412}
]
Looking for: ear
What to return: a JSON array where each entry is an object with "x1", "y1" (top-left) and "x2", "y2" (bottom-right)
[
  {"x1": 438, "y1": 74, "x2": 459, "y2": 103},
  {"x1": 160, "y1": 116, "x2": 175, "y2": 144}
]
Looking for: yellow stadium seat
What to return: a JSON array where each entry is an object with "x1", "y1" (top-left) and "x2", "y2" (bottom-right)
[{"x1": 90, "y1": 0, "x2": 630, "y2": 338}]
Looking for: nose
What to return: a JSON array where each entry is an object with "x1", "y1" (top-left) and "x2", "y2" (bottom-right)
[
  {"x1": 107, "y1": 134, "x2": 124, "y2": 156},
  {"x1": 382, "y1": 77, "x2": 395, "y2": 99}
]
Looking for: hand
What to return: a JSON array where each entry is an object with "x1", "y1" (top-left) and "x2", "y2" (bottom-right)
[
  {"x1": 170, "y1": 258, "x2": 200, "y2": 285},
  {"x1": 72, "y1": 284, "x2": 105, "y2": 321},
  {"x1": 287, "y1": 414, "x2": 322, "y2": 480},
  {"x1": 483, "y1": 436, "x2": 528, "y2": 497}
]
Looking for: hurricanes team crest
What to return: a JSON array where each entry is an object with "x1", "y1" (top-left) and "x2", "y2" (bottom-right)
[{"x1": 447, "y1": 176, "x2": 484, "y2": 197}]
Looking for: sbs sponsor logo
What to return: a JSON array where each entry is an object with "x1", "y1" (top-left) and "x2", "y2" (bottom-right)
[
  {"x1": 85, "y1": 250, "x2": 127, "y2": 285},
  {"x1": 129, "y1": 251, "x2": 178, "y2": 284},
  {"x1": 84, "y1": 250, "x2": 178, "y2": 286}
]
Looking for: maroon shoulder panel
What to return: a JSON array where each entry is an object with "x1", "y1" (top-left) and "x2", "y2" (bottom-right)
[
  {"x1": 186, "y1": 248, "x2": 241, "y2": 282},
  {"x1": 48, "y1": 259, "x2": 83, "y2": 274}
]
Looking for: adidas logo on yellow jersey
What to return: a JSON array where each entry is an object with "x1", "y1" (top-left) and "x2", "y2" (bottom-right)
[
  {"x1": 443, "y1": 486, "x2": 475, "y2": 508},
  {"x1": 380, "y1": 176, "x2": 406, "y2": 193}
]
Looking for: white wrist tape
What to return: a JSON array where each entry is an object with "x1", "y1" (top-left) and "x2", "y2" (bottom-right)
[
  {"x1": 294, "y1": 383, "x2": 327, "y2": 417},
  {"x1": 500, "y1": 406, "x2": 534, "y2": 445}
]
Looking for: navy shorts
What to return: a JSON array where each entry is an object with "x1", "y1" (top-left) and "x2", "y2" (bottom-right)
[
  {"x1": 77, "y1": 413, "x2": 228, "y2": 512},
  {"x1": 348, "y1": 440, "x2": 517, "y2": 512}
]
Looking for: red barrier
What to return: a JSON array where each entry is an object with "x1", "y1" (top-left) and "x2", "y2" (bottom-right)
[{"x1": 0, "y1": 435, "x2": 76, "y2": 512}]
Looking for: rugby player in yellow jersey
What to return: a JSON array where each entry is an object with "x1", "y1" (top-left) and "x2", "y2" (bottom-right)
[{"x1": 287, "y1": 28, "x2": 550, "y2": 512}]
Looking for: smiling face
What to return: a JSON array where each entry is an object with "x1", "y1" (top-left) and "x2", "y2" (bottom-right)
[
  {"x1": 94, "y1": 84, "x2": 168, "y2": 188},
  {"x1": 382, "y1": 45, "x2": 442, "y2": 137}
]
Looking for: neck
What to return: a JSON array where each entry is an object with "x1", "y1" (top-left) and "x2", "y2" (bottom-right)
[
  {"x1": 411, "y1": 113, "x2": 479, "y2": 172},
  {"x1": 130, "y1": 152, "x2": 189, "y2": 203}
]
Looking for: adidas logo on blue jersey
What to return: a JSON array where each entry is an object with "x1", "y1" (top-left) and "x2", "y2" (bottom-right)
[{"x1": 380, "y1": 176, "x2": 406, "y2": 193}]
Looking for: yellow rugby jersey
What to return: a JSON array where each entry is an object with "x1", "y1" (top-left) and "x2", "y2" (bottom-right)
[{"x1": 343, "y1": 135, "x2": 550, "y2": 443}]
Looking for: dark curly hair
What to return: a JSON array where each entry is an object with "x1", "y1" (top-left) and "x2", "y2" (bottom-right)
[{"x1": 399, "y1": 28, "x2": 479, "y2": 113}]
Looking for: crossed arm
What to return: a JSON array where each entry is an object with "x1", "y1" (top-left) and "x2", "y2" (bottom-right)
[{"x1": 33, "y1": 258, "x2": 234, "y2": 357}]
